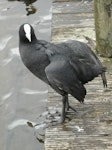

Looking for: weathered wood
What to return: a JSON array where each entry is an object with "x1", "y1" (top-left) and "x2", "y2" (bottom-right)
[
  {"x1": 45, "y1": 75, "x2": 112, "y2": 150},
  {"x1": 52, "y1": 13, "x2": 94, "y2": 27},
  {"x1": 53, "y1": 1, "x2": 94, "y2": 14},
  {"x1": 45, "y1": 0, "x2": 112, "y2": 149},
  {"x1": 94, "y1": 0, "x2": 112, "y2": 57},
  {"x1": 53, "y1": 0, "x2": 82, "y2": 2},
  {"x1": 52, "y1": 0, "x2": 95, "y2": 43}
]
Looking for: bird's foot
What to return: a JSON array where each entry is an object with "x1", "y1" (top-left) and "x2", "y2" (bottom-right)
[
  {"x1": 50, "y1": 116, "x2": 71, "y2": 126},
  {"x1": 103, "y1": 81, "x2": 107, "y2": 88},
  {"x1": 66, "y1": 105, "x2": 77, "y2": 112}
]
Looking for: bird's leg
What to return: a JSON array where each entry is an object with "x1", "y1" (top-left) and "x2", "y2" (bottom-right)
[
  {"x1": 66, "y1": 96, "x2": 77, "y2": 112},
  {"x1": 101, "y1": 72, "x2": 107, "y2": 88},
  {"x1": 51, "y1": 95, "x2": 70, "y2": 125},
  {"x1": 51, "y1": 96, "x2": 77, "y2": 125},
  {"x1": 61, "y1": 95, "x2": 68, "y2": 123}
]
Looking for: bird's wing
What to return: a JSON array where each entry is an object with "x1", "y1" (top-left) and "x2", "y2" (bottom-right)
[
  {"x1": 69, "y1": 55, "x2": 106, "y2": 84},
  {"x1": 45, "y1": 40, "x2": 106, "y2": 85},
  {"x1": 55, "y1": 40, "x2": 106, "y2": 83},
  {"x1": 45, "y1": 54, "x2": 86, "y2": 103}
]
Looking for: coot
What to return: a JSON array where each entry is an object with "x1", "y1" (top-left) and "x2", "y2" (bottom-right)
[{"x1": 19, "y1": 23, "x2": 107, "y2": 123}]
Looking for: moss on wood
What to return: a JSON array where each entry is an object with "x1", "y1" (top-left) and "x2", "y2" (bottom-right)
[{"x1": 94, "y1": 0, "x2": 112, "y2": 57}]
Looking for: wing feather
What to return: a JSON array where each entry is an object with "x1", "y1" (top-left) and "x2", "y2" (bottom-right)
[{"x1": 45, "y1": 55, "x2": 86, "y2": 102}]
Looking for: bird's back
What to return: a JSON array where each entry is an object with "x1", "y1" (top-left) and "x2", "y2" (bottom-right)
[{"x1": 49, "y1": 40, "x2": 106, "y2": 84}]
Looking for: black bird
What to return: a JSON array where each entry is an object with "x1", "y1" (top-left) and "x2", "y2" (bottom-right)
[{"x1": 19, "y1": 23, "x2": 107, "y2": 123}]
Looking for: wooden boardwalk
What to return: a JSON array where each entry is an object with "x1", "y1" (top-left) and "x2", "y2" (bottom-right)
[{"x1": 45, "y1": 0, "x2": 112, "y2": 149}]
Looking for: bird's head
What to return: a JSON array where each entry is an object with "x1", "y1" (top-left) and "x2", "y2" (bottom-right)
[{"x1": 19, "y1": 23, "x2": 36, "y2": 43}]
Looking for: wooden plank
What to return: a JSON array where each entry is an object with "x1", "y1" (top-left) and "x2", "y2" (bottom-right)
[
  {"x1": 52, "y1": 26, "x2": 95, "y2": 43},
  {"x1": 52, "y1": 0, "x2": 95, "y2": 42},
  {"x1": 53, "y1": 0, "x2": 82, "y2": 2},
  {"x1": 45, "y1": 76, "x2": 112, "y2": 150},
  {"x1": 52, "y1": 13, "x2": 94, "y2": 27},
  {"x1": 53, "y1": 1, "x2": 94, "y2": 14},
  {"x1": 45, "y1": 0, "x2": 112, "y2": 149}
]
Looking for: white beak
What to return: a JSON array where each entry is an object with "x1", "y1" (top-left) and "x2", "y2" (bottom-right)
[{"x1": 24, "y1": 24, "x2": 32, "y2": 42}]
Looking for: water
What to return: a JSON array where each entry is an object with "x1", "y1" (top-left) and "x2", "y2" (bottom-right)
[{"x1": 0, "y1": 0, "x2": 52, "y2": 150}]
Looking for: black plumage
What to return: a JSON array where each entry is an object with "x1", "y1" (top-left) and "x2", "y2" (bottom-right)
[{"x1": 19, "y1": 23, "x2": 107, "y2": 123}]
